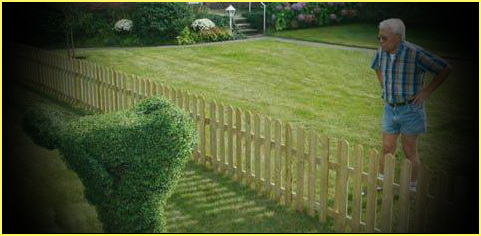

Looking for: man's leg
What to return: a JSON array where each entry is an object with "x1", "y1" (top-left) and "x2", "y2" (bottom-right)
[
  {"x1": 380, "y1": 132, "x2": 399, "y2": 174},
  {"x1": 401, "y1": 134, "x2": 420, "y2": 182}
]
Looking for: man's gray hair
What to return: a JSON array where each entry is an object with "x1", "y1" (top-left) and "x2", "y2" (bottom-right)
[{"x1": 379, "y1": 18, "x2": 405, "y2": 40}]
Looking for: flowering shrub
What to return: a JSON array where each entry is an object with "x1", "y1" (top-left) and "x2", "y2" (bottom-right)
[
  {"x1": 191, "y1": 18, "x2": 216, "y2": 31},
  {"x1": 114, "y1": 19, "x2": 133, "y2": 33},
  {"x1": 268, "y1": 2, "x2": 359, "y2": 31}
]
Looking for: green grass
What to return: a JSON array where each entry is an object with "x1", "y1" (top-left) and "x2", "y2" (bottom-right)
[
  {"x1": 270, "y1": 23, "x2": 467, "y2": 59},
  {"x1": 166, "y1": 162, "x2": 332, "y2": 233},
  {"x1": 6, "y1": 83, "x2": 333, "y2": 233},
  {"x1": 72, "y1": 37, "x2": 475, "y2": 175}
]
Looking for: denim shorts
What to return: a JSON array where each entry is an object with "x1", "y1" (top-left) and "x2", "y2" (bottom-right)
[{"x1": 383, "y1": 103, "x2": 427, "y2": 134}]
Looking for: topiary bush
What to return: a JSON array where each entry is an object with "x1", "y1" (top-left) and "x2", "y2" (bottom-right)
[
  {"x1": 22, "y1": 96, "x2": 197, "y2": 233},
  {"x1": 22, "y1": 105, "x2": 75, "y2": 150}
]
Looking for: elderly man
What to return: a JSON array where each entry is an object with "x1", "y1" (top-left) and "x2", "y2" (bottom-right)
[{"x1": 371, "y1": 18, "x2": 452, "y2": 191}]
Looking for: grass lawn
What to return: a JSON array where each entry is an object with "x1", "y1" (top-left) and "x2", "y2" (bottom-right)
[
  {"x1": 73, "y1": 38, "x2": 476, "y2": 176},
  {"x1": 270, "y1": 23, "x2": 468, "y2": 60},
  {"x1": 4, "y1": 82, "x2": 332, "y2": 233}
]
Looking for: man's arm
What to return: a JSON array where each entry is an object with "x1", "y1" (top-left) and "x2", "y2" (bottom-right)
[
  {"x1": 412, "y1": 64, "x2": 452, "y2": 105},
  {"x1": 375, "y1": 70, "x2": 383, "y2": 88}
]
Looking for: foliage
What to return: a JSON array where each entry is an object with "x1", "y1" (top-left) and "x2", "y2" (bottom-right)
[
  {"x1": 196, "y1": 27, "x2": 233, "y2": 43},
  {"x1": 22, "y1": 96, "x2": 197, "y2": 233},
  {"x1": 176, "y1": 27, "x2": 197, "y2": 45},
  {"x1": 132, "y1": 2, "x2": 194, "y2": 43},
  {"x1": 267, "y1": 2, "x2": 359, "y2": 31},
  {"x1": 22, "y1": 105, "x2": 74, "y2": 150}
]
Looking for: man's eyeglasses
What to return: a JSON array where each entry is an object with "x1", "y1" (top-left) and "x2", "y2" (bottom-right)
[{"x1": 377, "y1": 35, "x2": 389, "y2": 42}]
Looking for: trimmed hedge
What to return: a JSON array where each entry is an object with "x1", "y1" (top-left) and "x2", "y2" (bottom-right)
[
  {"x1": 22, "y1": 96, "x2": 197, "y2": 233},
  {"x1": 22, "y1": 105, "x2": 74, "y2": 150}
]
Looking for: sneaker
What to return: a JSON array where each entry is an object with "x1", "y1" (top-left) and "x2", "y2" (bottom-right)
[
  {"x1": 409, "y1": 181, "x2": 417, "y2": 192},
  {"x1": 376, "y1": 174, "x2": 384, "y2": 191}
]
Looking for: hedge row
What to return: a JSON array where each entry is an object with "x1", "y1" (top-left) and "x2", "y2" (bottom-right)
[{"x1": 22, "y1": 96, "x2": 197, "y2": 233}]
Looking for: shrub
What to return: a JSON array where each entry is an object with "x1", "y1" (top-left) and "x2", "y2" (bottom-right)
[
  {"x1": 191, "y1": 18, "x2": 216, "y2": 31},
  {"x1": 114, "y1": 19, "x2": 133, "y2": 33},
  {"x1": 267, "y1": 2, "x2": 359, "y2": 31},
  {"x1": 196, "y1": 27, "x2": 232, "y2": 43},
  {"x1": 132, "y1": 2, "x2": 194, "y2": 43},
  {"x1": 22, "y1": 96, "x2": 197, "y2": 233},
  {"x1": 22, "y1": 105, "x2": 74, "y2": 150},
  {"x1": 176, "y1": 27, "x2": 196, "y2": 45}
]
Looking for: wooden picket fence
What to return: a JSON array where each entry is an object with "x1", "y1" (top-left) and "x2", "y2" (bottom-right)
[{"x1": 8, "y1": 43, "x2": 470, "y2": 233}]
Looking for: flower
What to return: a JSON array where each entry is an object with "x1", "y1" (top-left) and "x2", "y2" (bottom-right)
[
  {"x1": 191, "y1": 18, "x2": 216, "y2": 31},
  {"x1": 329, "y1": 13, "x2": 337, "y2": 21},
  {"x1": 276, "y1": 5, "x2": 283, "y2": 11},
  {"x1": 304, "y1": 14, "x2": 315, "y2": 24},
  {"x1": 297, "y1": 14, "x2": 305, "y2": 21},
  {"x1": 291, "y1": 3, "x2": 303, "y2": 11},
  {"x1": 271, "y1": 14, "x2": 276, "y2": 21},
  {"x1": 114, "y1": 19, "x2": 133, "y2": 32}
]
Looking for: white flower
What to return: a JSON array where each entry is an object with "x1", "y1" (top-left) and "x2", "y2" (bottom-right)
[
  {"x1": 191, "y1": 18, "x2": 216, "y2": 31},
  {"x1": 114, "y1": 19, "x2": 133, "y2": 32}
]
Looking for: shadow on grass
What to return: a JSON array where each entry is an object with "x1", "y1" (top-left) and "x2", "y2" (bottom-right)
[{"x1": 166, "y1": 162, "x2": 333, "y2": 233}]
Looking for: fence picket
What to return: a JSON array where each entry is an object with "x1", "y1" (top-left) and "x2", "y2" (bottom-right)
[
  {"x1": 307, "y1": 132, "x2": 317, "y2": 217},
  {"x1": 318, "y1": 135, "x2": 329, "y2": 222},
  {"x1": 264, "y1": 117, "x2": 272, "y2": 197},
  {"x1": 295, "y1": 126, "x2": 305, "y2": 212},
  {"x1": 199, "y1": 97, "x2": 206, "y2": 166},
  {"x1": 226, "y1": 106, "x2": 234, "y2": 174},
  {"x1": 334, "y1": 140, "x2": 349, "y2": 232},
  {"x1": 414, "y1": 165, "x2": 430, "y2": 233},
  {"x1": 380, "y1": 154, "x2": 395, "y2": 233},
  {"x1": 254, "y1": 113, "x2": 262, "y2": 191},
  {"x1": 218, "y1": 104, "x2": 226, "y2": 172},
  {"x1": 397, "y1": 159, "x2": 412, "y2": 233},
  {"x1": 273, "y1": 120, "x2": 282, "y2": 203},
  {"x1": 351, "y1": 145, "x2": 364, "y2": 232},
  {"x1": 210, "y1": 102, "x2": 218, "y2": 170},
  {"x1": 365, "y1": 149, "x2": 379, "y2": 233},
  {"x1": 235, "y1": 108, "x2": 243, "y2": 181},
  {"x1": 245, "y1": 112, "x2": 253, "y2": 187},
  {"x1": 284, "y1": 123, "x2": 293, "y2": 208}
]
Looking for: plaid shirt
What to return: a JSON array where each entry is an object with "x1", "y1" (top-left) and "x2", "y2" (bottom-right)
[{"x1": 371, "y1": 41, "x2": 449, "y2": 104}]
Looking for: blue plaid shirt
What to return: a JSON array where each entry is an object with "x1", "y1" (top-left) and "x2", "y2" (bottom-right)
[{"x1": 371, "y1": 41, "x2": 449, "y2": 104}]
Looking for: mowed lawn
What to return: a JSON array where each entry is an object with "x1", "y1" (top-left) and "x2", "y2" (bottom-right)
[
  {"x1": 74, "y1": 38, "x2": 476, "y2": 174},
  {"x1": 270, "y1": 23, "x2": 468, "y2": 60}
]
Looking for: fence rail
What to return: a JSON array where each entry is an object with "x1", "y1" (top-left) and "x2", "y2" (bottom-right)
[{"x1": 9, "y1": 43, "x2": 469, "y2": 233}]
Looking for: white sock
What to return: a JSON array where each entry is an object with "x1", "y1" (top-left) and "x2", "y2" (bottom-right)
[{"x1": 378, "y1": 173, "x2": 384, "y2": 181}]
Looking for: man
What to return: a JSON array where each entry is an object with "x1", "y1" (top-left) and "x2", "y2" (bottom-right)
[{"x1": 371, "y1": 18, "x2": 452, "y2": 191}]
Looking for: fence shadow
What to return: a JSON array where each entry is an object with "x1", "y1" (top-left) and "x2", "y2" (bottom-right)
[{"x1": 165, "y1": 161, "x2": 333, "y2": 233}]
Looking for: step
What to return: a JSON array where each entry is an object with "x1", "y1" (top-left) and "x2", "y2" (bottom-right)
[{"x1": 238, "y1": 28, "x2": 259, "y2": 34}]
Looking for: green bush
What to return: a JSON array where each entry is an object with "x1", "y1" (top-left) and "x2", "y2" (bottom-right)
[
  {"x1": 22, "y1": 105, "x2": 74, "y2": 150},
  {"x1": 22, "y1": 96, "x2": 197, "y2": 233},
  {"x1": 132, "y1": 2, "x2": 195, "y2": 44}
]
